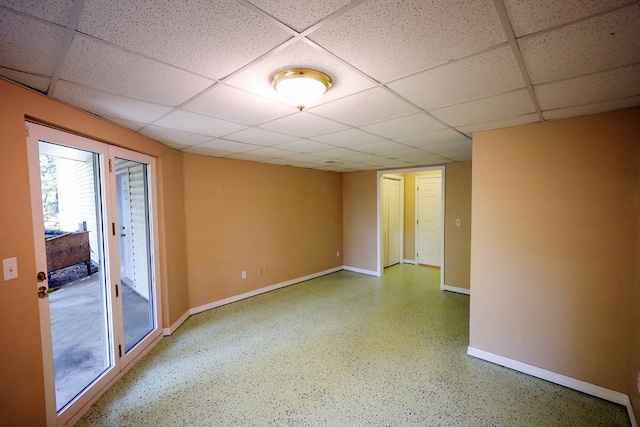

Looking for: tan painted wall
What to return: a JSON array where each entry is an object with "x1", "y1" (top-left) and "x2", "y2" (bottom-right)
[
  {"x1": 443, "y1": 162, "x2": 472, "y2": 289},
  {"x1": 0, "y1": 79, "x2": 189, "y2": 425},
  {"x1": 343, "y1": 170, "x2": 378, "y2": 272},
  {"x1": 634, "y1": 169, "x2": 640, "y2": 422},
  {"x1": 183, "y1": 155, "x2": 343, "y2": 307},
  {"x1": 469, "y1": 109, "x2": 639, "y2": 400}
]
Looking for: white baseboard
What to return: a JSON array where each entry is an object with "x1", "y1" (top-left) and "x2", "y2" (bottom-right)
[
  {"x1": 467, "y1": 346, "x2": 637, "y2": 427},
  {"x1": 343, "y1": 265, "x2": 378, "y2": 276},
  {"x1": 163, "y1": 309, "x2": 190, "y2": 336},
  {"x1": 403, "y1": 259, "x2": 417, "y2": 265},
  {"x1": 443, "y1": 284, "x2": 470, "y2": 295},
  {"x1": 189, "y1": 266, "x2": 344, "y2": 316}
]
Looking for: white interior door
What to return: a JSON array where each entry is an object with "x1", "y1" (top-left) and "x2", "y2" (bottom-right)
[
  {"x1": 382, "y1": 178, "x2": 389, "y2": 267},
  {"x1": 387, "y1": 178, "x2": 401, "y2": 266},
  {"x1": 27, "y1": 122, "x2": 161, "y2": 426},
  {"x1": 416, "y1": 175, "x2": 442, "y2": 267}
]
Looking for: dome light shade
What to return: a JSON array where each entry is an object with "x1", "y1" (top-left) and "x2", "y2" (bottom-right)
[{"x1": 270, "y1": 68, "x2": 332, "y2": 111}]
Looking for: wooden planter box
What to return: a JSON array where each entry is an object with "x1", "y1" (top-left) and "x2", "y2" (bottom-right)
[{"x1": 45, "y1": 231, "x2": 91, "y2": 275}]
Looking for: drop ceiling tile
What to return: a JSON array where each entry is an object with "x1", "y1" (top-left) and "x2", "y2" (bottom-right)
[
  {"x1": 309, "y1": 0, "x2": 506, "y2": 82},
  {"x1": 503, "y1": 0, "x2": 631, "y2": 37},
  {"x1": 384, "y1": 147, "x2": 432, "y2": 160},
  {"x1": 309, "y1": 147, "x2": 361, "y2": 159},
  {"x1": 183, "y1": 146, "x2": 236, "y2": 157},
  {"x1": 0, "y1": 0, "x2": 73, "y2": 25},
  {"x1": 274, "y1": 139, "x2": 335, "y2": 153},
  {"x1": 52, "y1": 81, "x2": 174, "y2": 123},
  {"x1": 0, "y1": 68, "x2": 50, "y2": 92},
  {"x1": 283, "y1": 153, "x2": 325, "y2": 163},
  {"x1": 243, "y1": 147, "x2": 298, "y2": 158},
  {"x1": 424, "y1": 140, "x2": 473, "y2": 154},
  {"x1": 106, "y1": 118, "x2": 145, "y2": 132},
  {"x1": 244, "y1": 0, "x2": 351, "y2": 32},
  {"x1": 440, "y1": 149, "x2": 473, "y2": 159},
  {"x1": 519, "y1": 4, "x2": 640, "y2": 84},
  {"x1": 225, "y1": 127, "x2": 299, "y2": 146},
  {"x1": 153, "y1": 110, "x2": 248, "y2": 138},
  {"x1": 140, "y1": 125, "x2": 213, "y2": 147},
  {"x1": 61, "y1": 35, "x2": 214, "y2": 106},
  {"x1": 309, "y1": 88, "x2": 418, "y2": 126},
  {"x1": 259, "y1": 112, "x2": 349, "y2": 137},
  {"x1": 397, "y1": 129, "x2": 470, "y2": 148},
  {"x1": 184, "y1": 84, "x2": 297, "y2": 125},
  {"x1": 78, "y1": 0, "x2": 290, "y2": 79},
  {"x1": 346, "y1": 154, "x2": 389, "y2": 165},
  {"x1": 394, "y1": 152, "x2": 445, "y2": 164},
  {"x1": 388, "y1": 46, "x2": 525, "y2": 111},
  {"x1": 196, "y1": 139, "x2": 262, "y2": 153},
  {"x1": 456, "y1": 112, "x2": 540, "y2": 134},
  {"x1": 226, "y1": 152, "x2": 275, "y2": 162},
  {"x1": 350, "y1": 140, "x2": 411, "y2": 155},
  {"x1": 534, "y1": 64, "x2": 640, "y2": 111},
  {"x1": 430, "y1": 89, "x2": 536, "y2": 127},
  {"x1": 225, "y1": 39, "x2": 375, "y2": 107},
  {"x1": 310, "y1": 128, "x2": 384, "y2": 147},
  {"x1": 359, "y1": 113, "x2": 446, "y2": 139},
  {"x1": 542, "y1": 96, "x2": 640, "y2": 121},
  {"x1": 0, "y1": 9, "x2": 64, "y2": 75}
]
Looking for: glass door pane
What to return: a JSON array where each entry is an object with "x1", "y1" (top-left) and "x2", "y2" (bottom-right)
[
  {"x1": 114, "y1": 158, "x2": 155, "y2": 353},
  {"x1": 38, "y1": 141, "x2": 112, "y2": 412}
]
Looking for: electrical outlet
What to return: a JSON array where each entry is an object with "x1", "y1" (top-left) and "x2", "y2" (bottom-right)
[
  {"x1": 241, "y1": 271, "x2": 247, "y2": 279},
  {"x1": 337, "y1": 251, "x2": 340, "y2": 257},
  {"x1": 455, "y1": 218, "x2": 462, "y2": 227}
]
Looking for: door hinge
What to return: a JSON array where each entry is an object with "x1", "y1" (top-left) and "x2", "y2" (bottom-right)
[
  {"x1": 112, "y1": 222, "x2": 116, "y2": 236},
  {"x1": 118, "y1": 345, "x2": 122, "y2": 358},
  {"x1": 25, "y1": 125, "x2": 29, "y2": 137},
  {"x1": 417, "y1": 186, "x2": 419, "y2": 191},
  {"x1": 109, "y1": 158, "x2": 113, "y2": 173},
  {"x1": 115, "y1": 283, "x2": 119, "y2": 297}
]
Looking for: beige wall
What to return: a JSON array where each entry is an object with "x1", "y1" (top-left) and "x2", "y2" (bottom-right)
[
  {"x1": 343, "y1": 170, "x2": 378, "y2": 272},
  {"x1": 183, "y1": 155, "x2": 343, "y2": 307},
  {"x1": 469, "y1": 109, "x2": 639, "y2": 402},
  {"x1": 634, "y1": 174, "x2": 640, "y2": 421},
  {"x1": 443, "y1": 162, "x2": 472, "y2": 289},
  {"x1": 0, "y1": 79, "x2": 190, "y2": 426}
]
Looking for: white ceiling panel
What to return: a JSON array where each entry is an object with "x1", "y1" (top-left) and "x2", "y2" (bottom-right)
[
  {"x1": 503, "y1": 0, "x2": 632, "y2": 37},
  {"x1": 225, "y1": 39, "x2": 376, "y2": 106},
  {"x1": 259, "y1": 112, "x2": 349, "y2": 137},
  {"x1": 0, "y1": 0, "x2": 73, "y2": 25},
  {"x1": 154, "y1": 110, "x2": 247, "y2": 138},
  {"x1": 350, "y1": 140, "x2": 411, "y2": 155},
  {"x1": 519, "y1": 4, "x2": 640, "y2": 84},
  {"x1": 310, "y1": 128, "x2": 383, "y2": 146},
  {"x1": 388, "y1": 45, "x2": 525, "y2": 111},
  {"x1": 61, "y1": 35, "x2": 214, "y2": 106},
  {"x1": 0, "y1": 69, "x2": 50, "y2": 92},
  {"x1": 244, "y1": 0, "x2": 352, "y2": 32},
  {"x1": 431, "y1": 89, "x2": 536, "y2": 127},
  {"x1": 78, "y1": 0, "x2": 291, "y2": 79},
  {"x1": 225, "y1": 127, "x2": 299, "y2": 146},
  {"x1": 359, "y1": 113, "x2": 446, "y2": 139},
  {"x1": 397, "y1": 129, "x2": 471, "y2": 148},
  {"x1": 53, "y1": 81, "x2": 174, "y2": 123},
  {"x1": 0, "y1": 9, "x2": 64, "y2": 76},
  {"x1": 184, "y1": 84, "x2": 297, "y2": 125},
  {"x1": 140, "y1": 125, "x2": 213, "y2": 148},
  {"x1": 2, "y1": 0, "x2": 638, "y2": 171},
  {"x1": 309, "y1": 87, "x2": 417, "y2": 126},
  {"x1": 309, "y1": 0, "x2": 506, "y2": 82},
  {"x1": 274, "y1": 139, "x2": 335, "y2": 153},
  {"x1": 534, "y1": 64, "x2": 640, "y2": 111},
  {"x1": 456, "y1": 113, "x2": 540, "y2": 134},
  {"x1": 196, "y1": 139, "x2": 263, "y2": 153},
  {"x1": 542, "y1": 96, "x2": 640, "y2": 121}
]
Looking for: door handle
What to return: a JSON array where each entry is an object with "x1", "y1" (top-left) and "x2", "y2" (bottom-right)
[{"x1": 38, "y1": 285, "x2": 61, "y2": 299}]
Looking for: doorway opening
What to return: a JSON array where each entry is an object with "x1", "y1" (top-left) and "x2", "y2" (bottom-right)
[{"x1": 377, "y1": 166, "x2": 445, "y2": 290}]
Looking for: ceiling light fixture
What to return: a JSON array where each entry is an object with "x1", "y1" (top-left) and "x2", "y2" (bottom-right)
[{"x1": 270, "y1": 68, "x2": 332, "y2": 111}]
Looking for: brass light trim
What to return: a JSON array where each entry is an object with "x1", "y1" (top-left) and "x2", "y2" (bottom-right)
[{"x1": 270, "y1": 68, "x2": 333, "y2": 111}]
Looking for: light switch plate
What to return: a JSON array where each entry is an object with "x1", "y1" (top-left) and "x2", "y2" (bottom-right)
[{"x1": 2, "y1": 257, "x2": 18, "y2": 281}]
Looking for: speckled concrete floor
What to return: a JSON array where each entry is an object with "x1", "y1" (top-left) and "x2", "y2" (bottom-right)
[{"x1": 76, "y1": 265, "x2": 630, "y2": 426}]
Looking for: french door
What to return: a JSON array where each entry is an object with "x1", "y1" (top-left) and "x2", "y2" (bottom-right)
[{"x1": 26, "y1": 122, "x2": 162, "y2": 426}]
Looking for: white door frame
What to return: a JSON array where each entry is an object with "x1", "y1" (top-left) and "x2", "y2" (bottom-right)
[
  {"x1": 382, "y1": 176, "x2": 402, "y2": 268},
  {"x1": 376, "y1": 166, "x2": 445, "y2": 290},
  {"x1": 26, "y1": 122, "x2": 163, "y2": 426}
]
